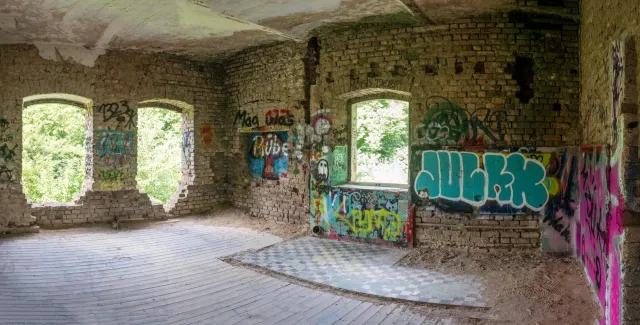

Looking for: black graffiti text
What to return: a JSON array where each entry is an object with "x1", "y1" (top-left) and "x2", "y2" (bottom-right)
[
  {"x1": 233, "y1": 110, "x2": 259, "y2": 128},
  {"x1": 97, "y1": 101, "x2": 136, "y2": 130}
]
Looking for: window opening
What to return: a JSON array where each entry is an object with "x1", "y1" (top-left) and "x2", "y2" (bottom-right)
[
  {"x1": 22, "y1": 103, "x2": 86, "y2": 203},
  {"x1": 136, "y1": 108, "x2": 182, "y2": 203},
  {"x1": 352, "y1": 99, "x2": 409, "y2": 186}
]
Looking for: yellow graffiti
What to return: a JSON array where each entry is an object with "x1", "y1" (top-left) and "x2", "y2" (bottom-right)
[
  {"x1": 543, "y1": 176, "x2": 560, "y2": 195},
  {"x1": 313, "y1": 196, "x2": 331, "y2": 229},
  {"x1": 335, "y1": 208, "x2": 403, "y2": 241}
]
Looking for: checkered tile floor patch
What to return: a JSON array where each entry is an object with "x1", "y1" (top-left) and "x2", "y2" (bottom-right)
[{"x1": 233, "y1": 237, "x2": 488, "y2": 308}]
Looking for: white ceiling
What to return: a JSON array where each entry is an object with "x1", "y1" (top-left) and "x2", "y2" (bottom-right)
[{"x1": 0, "y1": 0, "x2": 515, "y2": 66}]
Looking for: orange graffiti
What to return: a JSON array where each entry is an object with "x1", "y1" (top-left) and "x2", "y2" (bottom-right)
[{"x1": 200, "y1": 125, "x2": 214, "y2": 149}]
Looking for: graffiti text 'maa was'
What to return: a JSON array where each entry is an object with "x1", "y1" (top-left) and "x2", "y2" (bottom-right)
[
  {"x1": 415, "y1": 150, "x2": 549, "y2": 211},
  {"x1": 233, "y1": 109, "x2": 294, "y2": 128}
]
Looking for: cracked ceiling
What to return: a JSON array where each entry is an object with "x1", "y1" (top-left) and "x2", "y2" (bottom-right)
[{"x1": 0, "y1": 0, "x2": 516, "y2": 66}]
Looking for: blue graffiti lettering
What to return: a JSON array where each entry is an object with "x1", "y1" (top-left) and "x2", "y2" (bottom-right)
[{"x1": 415, "y1": 150, "x2": 548, "y2": 211}]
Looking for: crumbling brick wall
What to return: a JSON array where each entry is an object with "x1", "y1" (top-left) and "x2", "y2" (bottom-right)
[
  {"x1": 0, "y1": 45, "x2": 224, "y2": 231},
  {"x1": 309, "y1": 11, "x2": 581, "y2": 250},
  {"x1": 222, "y1": 43, "x2": 309, "y2": 225},
  {"x1": 216, "y1": 9, "x2": 582, "y2": 251},
  {"x1": 581, "y1": 0, "x2": 640, "y2": 323}
]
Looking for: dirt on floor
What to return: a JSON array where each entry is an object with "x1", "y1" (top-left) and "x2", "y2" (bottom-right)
[
  {"x1": 29, "y1": 210, "x2": 600, "y2": 325},
  {"x1": 399, "y1": 248, "x2": 601, "y2": 325},
  {"x1": 190, "y1": 207, "x2": 309, "y2": 240},
  {"x1": 32, "y1": 206, "x2": 308, "y2": 241}
]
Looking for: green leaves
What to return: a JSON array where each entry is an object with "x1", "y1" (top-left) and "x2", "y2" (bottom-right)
[
  {"x1": 22, "y1": 104, "x2": 86, "y2": 203},
  {"x1": 354, "y1": 99, "x2": 409, "y2": 184},
  {"x1": 136, "y1": 108, "x2": 182, "y2": 203}
]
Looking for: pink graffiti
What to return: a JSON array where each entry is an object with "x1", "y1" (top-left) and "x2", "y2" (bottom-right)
[
  {"x1": 608, "y1": 162, "x2": 623, "y2": 325},
  {"x1": 579, "y1": 146, "x2": 623, "y2": 325}
]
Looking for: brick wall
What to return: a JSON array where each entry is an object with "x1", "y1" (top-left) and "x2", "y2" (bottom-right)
[
  {"x1": 415, "y1": 214, "x2": 540, "y2": 251},
  {"x1": 222, "y1": 43, "x2": 309, "y2": 225},
  {"x1": 307, "y1": 11, "x2": 581, "y2": 250},
  {"x1": 0, "y1": 45, "x2": 224, "y2": 232},
  {"x1": 581, "y1": 0, "x2": 640, "y2": 323}
]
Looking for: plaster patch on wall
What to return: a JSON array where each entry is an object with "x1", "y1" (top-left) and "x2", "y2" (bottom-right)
[{"x1": 34, "y1": 43, "x2": 106, "y2": 67}]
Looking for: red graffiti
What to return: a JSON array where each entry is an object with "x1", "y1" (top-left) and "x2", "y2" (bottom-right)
[{"x1": 265, "y1": 109, "x2": 294, "y2": 126}]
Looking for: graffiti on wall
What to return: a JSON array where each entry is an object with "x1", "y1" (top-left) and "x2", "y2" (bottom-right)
[
  {"x1": 200, "y1": 125, "x2": 214, "y2": 149},
  {"x1": 414, "y1": 97, "x2": 508, "y2": 146},
  {"x1": 248, "y1": 131, "x2": 288, "y2": 180},
  {"x1": 331, "y1": 187, "x2": 411, "y2": 245},
  {"x1": 578, "y1": 145, "x2": 623, "y2": 325},
  {"x1": 98, "y1": 169, "x2": 131, "y2": 190},
  {"x1": 539, "y1": 148, "x2": 580, "y2": 252},
  {"x1": 413, "y1": 150, "x2": 549, "y2": 211},
  {"x1": 182, "y1": 130, "x2": 194, "y2": 169},
  {"x1": 309, "y1": 143, "x2": 412, "y2": 247},
  {"x1": 310, "y1": 184, "x2": 412, "y2": 247},
  {"x1": 97, "y1": 101, "x2": 136, "y2": 130},
  {"x1": 412, "y1": 146, "x2": 580, "y2": 251},
  {"x1": 96, "y1": 130, "x2": 135, "y2": 156},
  {"x1": 333, "y1": 146, "x2": 348, "y2": 185},
  {"x1": 292, "y1": 123, "x2": 306, "y2": 164},
  {"x1": 234, "y1": 109, "x2": 294, "y2": 132},
  {"x1": 265, "y1": 109, "x2": 294, "y2": 126},
  {"x1": 611, "y1": 41, "x2": 623, "y2": 150},
  {"x1": 94, "y1": 130, "x2": 135, "y2": 190}
]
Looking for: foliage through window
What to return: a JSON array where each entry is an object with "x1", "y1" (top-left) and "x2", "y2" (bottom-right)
[
  {"x1": 22, "y1": 104, "x2": 86, "y2": 203},
  {"x1": 353, "y1": 99, "x2": 409, "y2": 185},
  {"x1": 136, "y1": 108, "x2": 182, "y2": 203}
]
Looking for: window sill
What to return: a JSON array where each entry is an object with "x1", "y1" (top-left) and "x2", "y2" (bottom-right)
[{"x1": 333, "y1": 183, "x2": 409, "y2": 193}]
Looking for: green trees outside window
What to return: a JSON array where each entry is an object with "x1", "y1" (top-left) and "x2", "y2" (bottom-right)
[
  {"x1": 22, "y1": 104, "x2": 86, "y2": 203},
  {"x1": 136, "y1": 108, "x2": 182, "y2": 203},
  {"x1": 353, "y1": 99, "x2": 409, "y2": 185}
]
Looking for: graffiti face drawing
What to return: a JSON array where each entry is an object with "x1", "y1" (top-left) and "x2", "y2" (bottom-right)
[{"x1": 317, "y1": 159, "x2": 329, "y2": 181}]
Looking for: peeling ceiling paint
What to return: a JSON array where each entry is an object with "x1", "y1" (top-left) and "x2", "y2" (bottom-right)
[{"x1": 0, "y1": 0, "x2": 514, "y2": 66}]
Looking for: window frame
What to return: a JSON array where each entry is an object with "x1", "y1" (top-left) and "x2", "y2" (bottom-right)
[{"x1": 348, "y1": 98, "x2": 410, "y2": 189}]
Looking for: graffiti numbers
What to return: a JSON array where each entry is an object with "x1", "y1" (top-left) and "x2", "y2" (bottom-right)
[{"x1": 97, "y1": 101, "x2": 136, "y2": 130}]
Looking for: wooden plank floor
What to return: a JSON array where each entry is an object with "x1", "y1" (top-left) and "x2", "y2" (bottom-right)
[{"x1": 0, "y1": 223, "x2": 461, "y2": 325}]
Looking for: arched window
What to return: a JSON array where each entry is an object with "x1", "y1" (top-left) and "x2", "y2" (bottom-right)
[
  {"x1": 22, "y1": 94, "x2": 92, "y2": 203},
  {"x1": 137, "y1": 99, "x2": 194, "y2": 212},
  {"x1": 136, "y1": 108, "x2": 182, "y2": 203}
]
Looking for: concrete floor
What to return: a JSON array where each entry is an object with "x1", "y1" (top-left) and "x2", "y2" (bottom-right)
[{"x1": 0, "y1": 222, "x2": 463, "y2": 325}]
